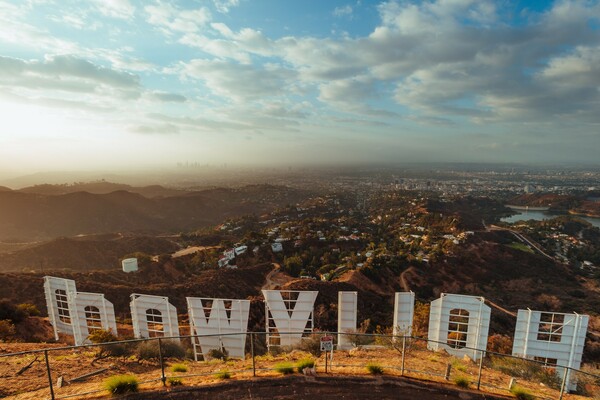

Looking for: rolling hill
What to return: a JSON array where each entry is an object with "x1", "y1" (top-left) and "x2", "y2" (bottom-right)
[{"x1": 0, "y1": 185, "x2": 311, "y2": 241}]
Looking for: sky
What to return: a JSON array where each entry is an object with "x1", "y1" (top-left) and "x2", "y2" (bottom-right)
[{"x1": 0, "y1": 0, "x2": 599, "y2": 176}]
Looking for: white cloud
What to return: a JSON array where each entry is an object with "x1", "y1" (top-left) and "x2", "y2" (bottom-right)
[
  {"x1": 179, "y1": 33, "x2": 252, "y2": 64},
  {"x1": 145, "y1": 2, "x2": 211, "y2": 34},
  {"x1": 177, "y1": 59, "x2": 297, "y2": 103},
  {"x1": 212, "y1": 0, "x2": 240, "y2": 14},
  {"x1": 148, "y1": 91, "x2": 187, "y2": 102},
  {"x1": 92, "y1": 0, "x2": 135, "y2": 20},
  {"x1": 333, "y1": 5, "x2": 353, "y2": 17},
  {"x1": 131, "y1": 123, "x2": 180, "y2": 134},
  {"x1": 0, "y1": 54, "x2": 142, "y2": 110}
]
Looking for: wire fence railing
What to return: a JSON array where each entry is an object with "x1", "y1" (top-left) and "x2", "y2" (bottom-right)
[{"x1": 1, "y1": 332, "x2": 600, "y2": 399}]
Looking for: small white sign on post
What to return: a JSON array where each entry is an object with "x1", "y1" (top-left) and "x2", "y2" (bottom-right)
[{"x1": 320, "y1": 335, "x2": 333, "y2": 351}]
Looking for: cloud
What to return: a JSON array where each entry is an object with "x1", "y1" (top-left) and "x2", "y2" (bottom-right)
[
  {"x1": 167, "y1": 0, "x2": 600, "y2": 127},
  {"x1": 145, "y1": 2, "x2": 211, "y2": 35},
  {"x1": 177, "y1": 59, "x2": 297, "y2": 102},
  {"x1": 92, "y1": 0, "x2": 135, "y2": 20},
  {"x1": 333, "y1": 5, "x2": 353, "y2": 17},
  {"x1": 0, "y1": 55, "x2": 141, "y2": 103},
  {"x1": 212, "y1": 0, "x2": 240, "y2": 13},
  {"x1": 318, "y1": 75, "x2": 396, "y2": 117},
  {"x1": 149, "y1": 91, "x2": 187, "y2": 102},
  {"x1": 131, "y1": 123, "x2": 180, "y2": 135},
  {"x1": 180, "y1": 24, "x2": 274, "y2": 64},
  {"x1": 147, "y1": 112, "x2": 251, "y2": 132}
]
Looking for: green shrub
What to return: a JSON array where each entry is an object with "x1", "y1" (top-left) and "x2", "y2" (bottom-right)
[
  {"x1": 453, "y1": 376, "x2": 470, "y2": 388},
  {"x1": 366, "y1": 363, "x2": 384, "y2": 375},
  {"x1": 451, "y1": 358, "x2": 467, "y2": 372},
  {"x1": 275, "y1": 362, "x2": 295, "y2": 375},
  {"x1": 296, "y1": 358, "x2": 315, "y2": 373},
  {"x1": 137, "y1": 340, "x2": 185, "y2": 360},
  {"x1": 89, "y1": 329, "x2": 119, "y2": 343},
  {"x1": 167, "y1": 377, "x2": 183, "y2": 386},
  {"x1": 207, "y1": 347, "x2": 228, "y2": 360},
  {"x1": 104, "y1": 375, "x2": 138, "y2": 395},
  {"x1": 17, "y1": 303, "x2": 40, "y2": 317},
  {"x1": 510, "y1": 385, "x2": 535, "y2": 400},
  {"x1": 216, "y1": 370, "x2": 231, "y2": 379},
  {"x1": 170, "y1": 363, "x2": 188, "y2": 373}
]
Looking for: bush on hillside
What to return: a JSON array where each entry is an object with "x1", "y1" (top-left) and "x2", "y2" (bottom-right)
[
  {"x1": 16, "y1": 303, "x2": 40, "y2": 317},
  {"x1": 104, "y1": 375, "x2": 138, "y2": 395},
  {"x1": 0, "y1": 299, "x2": 26, "y2": 323},
  {"x1": 89, "y1": 329, "x2": 130, "y2": 358},
  {"x1": 137, "y1": 340, "x2": 185, "y2": 360}
]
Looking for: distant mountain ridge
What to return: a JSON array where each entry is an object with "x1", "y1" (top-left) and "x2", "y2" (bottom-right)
[
  {"x1": 0, "y1": 184, "x2": 311, "y2": 241},
  {"x1": 17, "y1": 182, "x2": 184, "y2": 198}
]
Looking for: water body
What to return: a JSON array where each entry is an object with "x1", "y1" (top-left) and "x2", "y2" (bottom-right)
[{"x1": 502, "y1": 209, "x2": 600, "y2": 228}]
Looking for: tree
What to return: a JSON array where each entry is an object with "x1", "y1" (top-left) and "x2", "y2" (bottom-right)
[{"x1": 283, "y1": 255, "x2": 303, "y2": 276}]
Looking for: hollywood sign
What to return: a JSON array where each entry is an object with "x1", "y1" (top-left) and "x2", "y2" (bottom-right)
[{"x1": 43, "y1": 276, "x2": 587, "y2": 391}]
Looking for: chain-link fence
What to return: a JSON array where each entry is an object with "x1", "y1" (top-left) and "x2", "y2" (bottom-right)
[{"x1": 1, "y1": 332, "x2": 599, "y2": 399}]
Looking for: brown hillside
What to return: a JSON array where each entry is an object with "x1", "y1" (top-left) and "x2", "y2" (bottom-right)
[
  {"x1": 401, "y1": 232, "x2": 600, "y2": 337},
  {"x1": 0, "y1": 185, "x2": 312, "y2": 241},
  {"x1": 281, "y1": 278, "x2": 394, "y2": 332},
  {"x1": 0, "y1": 235, "x2": 179, "y2": 272},
  {"x1": 0, "y1": 263, "x2": 273, "y2": 324}
]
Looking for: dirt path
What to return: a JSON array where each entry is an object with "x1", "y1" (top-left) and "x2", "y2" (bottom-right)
[
  {"x1": 399, "y1": 266, "x2": 415, "y2": 292},
  {"x1": 171, "y1": 246, "x2": 218, "y2": 258},
  {"x1": 485, "y1": 299, "x2": 517, "y2": 318},
  {"x1": 261, "y1": 263, "x2": 293, "y2": 290}
]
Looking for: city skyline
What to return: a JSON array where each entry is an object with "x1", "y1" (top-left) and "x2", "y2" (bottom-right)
[{"x1": 1, "y1": 0, "x2": 600, "y2": 176}]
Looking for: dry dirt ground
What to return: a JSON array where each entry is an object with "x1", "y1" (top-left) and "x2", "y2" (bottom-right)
[{"x1": 1, "y1": 342, "x2": 598, "y2": 399}]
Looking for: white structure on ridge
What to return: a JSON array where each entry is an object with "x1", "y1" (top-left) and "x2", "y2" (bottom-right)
[
  {"x1": 130, "y1": 294, "x2": 179, "y2": 340},
  {"x1": 393, "y1": 291, "x2": 415, "y2": 336},
  {"x1": 337, "y1": 291, "x2": 357, "y2": 350},
  {"x1": 121, "y1": 258, "x2": 138, "y2": 273},
  {"x1": 263, "y1": 290, "x2": 318, "y2": 348},
  {"x1": 44, "y1": 276, "x2": 117, "y2": 345},
  {"x1": 187, "y1": 297, "x2": 250, "y2": 360},
  {"x1": 512, "y1": 310, "x2": 589, "y2": 392},
  {"x1": 428, "y1": 293, "x2": 490, "y2": 361}
]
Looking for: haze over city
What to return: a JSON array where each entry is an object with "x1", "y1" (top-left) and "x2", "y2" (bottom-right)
[{"x1": 1, "y1": 0, "x2": 600, "y2": 179}]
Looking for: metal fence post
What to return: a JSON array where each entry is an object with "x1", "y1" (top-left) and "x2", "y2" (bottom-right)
[
  {"x1": 325, "y1": 347, "x2": 328, "y2": 374},
  {"x1": 44, "y1": 350, "x2": 55, "y2": 400},
  {"x1": 476, "y1": 349, "x2": 484, "y2": 390},
  {"x1": 400, "y1": 335, "x2": 406, "y2": 376},
  {"x1": 559, "y1": 367, "x2": 569, "y2": 400},
  {"x1": 251, "y1": 333, "x2": 256, "y2": 377},
  {"x1": 444, "y1": 363, "x2": 452, "y2": 380},
  {"x1": 158, "y1": 338, "x2": 166, "y2": 386}
]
